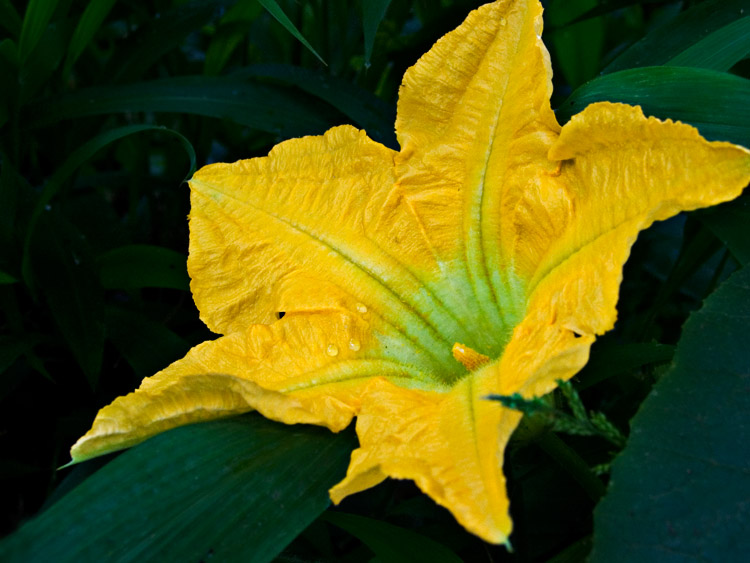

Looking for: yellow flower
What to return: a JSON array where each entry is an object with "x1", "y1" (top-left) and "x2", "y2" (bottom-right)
[{"x1": 71, "y1": 0, "x2": 750, "y2": 545}]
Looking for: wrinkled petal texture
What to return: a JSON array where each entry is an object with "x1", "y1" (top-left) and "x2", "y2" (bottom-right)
[{"x1": 71, "y1": 0, "x2": 750, "y2": 547}]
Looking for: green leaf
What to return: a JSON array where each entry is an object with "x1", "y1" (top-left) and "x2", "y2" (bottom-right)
[
  {"x1": 0, "y1": 415, "x2": 356, "y2": 563},
  {"x1": 31, "y1": 212, "x2": 104, "y2": 387},
  {"x1": 25, "y1": 77, "x2": 339, "y2": 137},
  {"x1": 361, "y1": 0, "x2": 391, "y2": 68},
  {"x1": 557, "y1": 67, "x2": 750, "y2": 146},
  {"x1": 257, "y1": 0, "x2": 326, "y2": 66},
  {"x1": 0, "y1": 0, "x2": 22, "y2": 38},
  {"x1": 17, "y1": 0, "x2": 59, "y2": 64},
  {"x1": 604, "y1": 0, "x2": 748, "y2": 74},
  {"x1": 323, "y1": 512, "x2": 463, "y2": 563},
  {"x1": 667, "y1": 16, "x2": 750, "y2": 72},
  {"x1": 204, "y1": 0, "x2": 264, "y2": 76},
  {"x1": 590, "y1": 265, "x2": 750, "y2": 562},
  {"x1": 547, "y1": 0, "x2": 663, "y2": 27},
  {"x1": 105, "y1": 306, "x2": 190, "y2": 379},
  {"x1": 547, "y1": 0, "x2": 604, "y2": 88},
  {"x1": 576, "y1": 342, "x2": 675, "y2": 390},
  {"x1": 0, "y1": 334, "x2": 43, "y2": 375},
  {"x1": 699, "y1": 192, "x2": 750, "y2": 266},
  {"x1": 112, "y1": 0, "x2": 222, "y2": 83},
  {"x1": 234, "y1": 64, "x2": 397, "y2": 147},
  {"x1": 0, "y1": 270, "x2": 17, "y2": 284},
  {"x1": 62, "y1": 0, "x2": 117, "y2": 76},
  {"x1": 21, "y1": 125, "x2": 196, "y2": 289},
  {"x1": 97, "y1": 244, "x2": 189, "y2": 291}
]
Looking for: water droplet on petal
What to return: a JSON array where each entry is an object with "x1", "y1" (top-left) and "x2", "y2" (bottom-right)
[
  {"x1": 355, "y1": 303, "x2": 367, "y2": 314},
  {"x1": 499, "y1": 17, "x2": 506, "y2": 26},
  {"x1": 348, "y1": 339, "x2": 360, "y2": 352},
  {"x1": 326, "y1": 344, "x2": 339, "y2": 357}
]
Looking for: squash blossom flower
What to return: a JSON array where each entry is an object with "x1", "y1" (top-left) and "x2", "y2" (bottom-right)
[{"x1": 71, "y1": 0, "x2": 750, "y2": 545}]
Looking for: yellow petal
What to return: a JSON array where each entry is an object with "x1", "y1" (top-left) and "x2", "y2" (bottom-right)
[
  {"x1": 70, "y1": 309, "x2": 430, "y2": 463},
  {"x1": 188, "y1": 125, "x2": 470, "y2": 379},
  {"x1": 394, "y1": 0, "x2": 559, "y2": 343},
  {"x1": 329, "y1": 369, "x2": 520, "y2": 545},
  {"x1": 501, "y1": 102, "x2": 750, "y2": 398}
]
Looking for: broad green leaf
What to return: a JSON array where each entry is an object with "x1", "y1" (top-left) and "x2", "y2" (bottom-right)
[
  {"x1": 97, "y1": 245, "x2": 189, "y2": 291},
  {"x1": 105, "y1": 306, "x2": 190, "y2": 379},
  {"x1": 604, "y1": 0, "x2": 748, "y2": 73},
  {"x1": 62, "y1": 0, "x2": 117, "y2": 76},
  {"x1": 591, "y1": 264, "x2": 750, "y2": 562},
  {"x1": 234, "y1": 64, "x2": 397, "y2": 146},
  {"x1": 0, "y1": 415, "x2": 356, "y2": 563},
  {"x1": 699, "y1": 192, "x2": 750, "y2": 266},
  {"x1": 204, "y1": 0, "x2": 264, "y2": 76},
  {"x1": 17, "y1": 0, "x2": 59, "y2": 63},
  {"x1": 0, "y1": 0, "x2": 21, "y2": 38},
  {"x1": 557, "y1": 67, "x2": 750, "y2": 146},
  {"x1": 25, "y1": 77, "x2": 339, "y2": 137},
  {"x1": 576, "y1": 342, "x2": 674, "y2": 390},
  {"x1": 257, "y1": 0, "x2": 326, "y2": 65},
  {"x1": 667, "y1": 16, "x2": 750, "y2": 72},
  {"x1": 361, "y1": 0, "x2": 391, "y2": 68},
  {"x1": 323, "y1": 512, "x2": 463, "y2": 563},
  {"x1": 31, "y1": 212, "x2": 104, "y2": 387},
  {"x1": 21, "y1": 125, "x2": 196, "y2": 289}
]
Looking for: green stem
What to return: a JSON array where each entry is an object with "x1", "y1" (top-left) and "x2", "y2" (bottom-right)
[{"x1": 536, "y1": 431, "x2": 606, "y2": 503}]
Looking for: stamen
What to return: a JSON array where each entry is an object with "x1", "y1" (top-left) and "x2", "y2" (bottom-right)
[{"x1": 452, "y1": 342, "x2": 490, "y2": 371}]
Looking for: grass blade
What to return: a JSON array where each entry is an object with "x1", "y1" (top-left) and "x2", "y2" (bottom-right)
[
  {"x1": 18, "y1": 0, "x2": 60, "y2": 64},
  {"x1": 257, "y1": 0, "x2": 326, "y2": 65},
  {"x1": 361, "y1": 0, "x2": 391, "y2": 68},
  {"x1": 62, "y1": 0, "x2": 117, "y2": 76}
]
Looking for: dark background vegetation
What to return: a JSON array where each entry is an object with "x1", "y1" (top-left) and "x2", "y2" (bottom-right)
[{"x1": 1, "y1": 0, "x2": 748, "y2": 561}]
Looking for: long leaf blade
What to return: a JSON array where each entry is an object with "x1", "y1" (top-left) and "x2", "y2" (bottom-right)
[
  {"x1": 604, "y1": 0, "x2": 749, "y2": 73},
  {"x1": 361, "y1": 0, "x2": 391, "y2": 68},
  {"x1": 24, "y1": 77, "x2": 339, "y2": 137},
  {"x1": 62, "y1": 0, "x2": 117, "y2": 75},
  {"x1": 557, "y1": 67, "x2": 750, "y2": 146},
  {"x1": 18, "y1": 0, "x2": 60, "y2": 63},
  {"x1": 0, "y1": 415, "x2": 356, "y2": 563},
  {"x1": 257, "y1": 0, "x2": 326, "y2": 65}
]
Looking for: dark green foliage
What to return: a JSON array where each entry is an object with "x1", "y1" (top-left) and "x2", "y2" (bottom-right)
[
  {"x1": 591, "y1": 264, "x2": 750, "y2": 562},
  {"x1": 0, "y1": 415, "x2": 356, "y2": 562},
  {"x1": 0, "y1": 0, "x2": 748, "y2": 561}
]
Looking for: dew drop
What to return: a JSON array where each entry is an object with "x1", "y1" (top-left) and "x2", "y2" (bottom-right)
[
  {"x1": 348, "y1": 339, "x2": 360, "y2": 352},
  {"x1": 326, "y1": 344, "x2": 339, "y2": 357},
  {"x1": 499, "y1": 17, "x2": 506, "y2": 26},
  {"x1": 355, "y1": 303, "x2": 368, "y2": 314}
]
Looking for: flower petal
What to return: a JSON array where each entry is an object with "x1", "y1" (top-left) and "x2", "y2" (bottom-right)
[
  {"x1": 502, "y1": 102, "x2": 750, "y2": 398},
  {"x1": 393, "y1": 0, "x2": 559, "y2": 344},
  {"x1": 188, "y1": 125, "x2": 470, "y2": 380},
  {"x1": 71, "y1": 309, "x2": 428, "y2": 463},
  {"x1": 329, "y1": 368, "x2": 521, "y2": 545}
]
